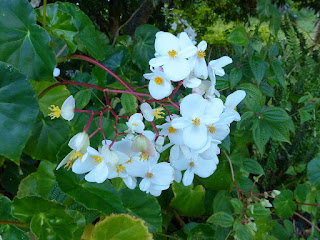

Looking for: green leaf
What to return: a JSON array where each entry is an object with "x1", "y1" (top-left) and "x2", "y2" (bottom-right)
[
  {"x1": 119, "y1": 188, "x2": 161, "y2": 233},
  {"x1": 271, "y1": 223, "x2": 290, "y2": 240},
  {"x1": 17, "y1": 172, "x2": 39, "y2": 198},
  {"x1": 249, "y1": 56, "x2": 266, "y2": 85},
  {"x1": 247, "y1": 203, "x2": 270, "y2": 218},
  {"x1": 68, "y1": 202, "x2": 100, "y2": 224},
  {"x1": 57, "y1": 2, "x2": 108, "y2": 60},
  {"x1": 207, "y1": 212, "x2": 234, "y2": 228},
  {"x1": 262, "y1": 107, "x2": 290, "y2": 122},
  {"x1": 227, "y1": 27, "x2": 249, "y2": 46},
  {"x1": 187, "y1": 224, "x2": 215, "y2": 240},
  {"x1": 259, "y1": 82, "x2": 274, "y2": 97},
  {"x1": 0, "y1": 196, "x2": 30, "y2": 240},
  {"x1": 238, "y1": 83, "x2": 264, "y2": 108},
  {"x1": 269, "y1": 6, "x2": 281, "y2": 36},
  {"x1": 12, "y1": 196, "x2": 77, "y2": 240},
  {"x1": 229, "y1": 68, "x2": 242, "y2": 89},
  {"x1": 133, "y1": 24, "x2": 159, "y2": 71},
  {"x1": 300, "y1": 109, "x2": 313, "y2": 123},
  {"x1": 75, "y1": 89, "x2": 91, "y2": 110},
  {"x1": 269, "y1": 43, "x2": 279, "y2": 58},
  {"x1": 36, "y1": 160, "x2": 57, "y2": 197},
  {"x1": 213, "y1": 191, "x2": 233, "y2": 214},
  {"x1": 242, "y1": 158, "x2": 265, "y2": 175},
  {"x1": 92, "y1": 214, "x2": 152, "y2": 240},
  {"x1": 170, "y1": 182, "x2": 205, "y2": 217},
  {"x1": 307, "y1": 157, "x2": 320, "y2": 188},
  {"x1": 233, "y1": 221, "x2": 255, "y2": 240},
  {"x1": 56, "y1": 168, "x2": 124, "y2": 214},
  {"x1": 202, "y1": 160, "x2": 232, "y2": 190},
  {"x1": 270, "y1": 59, "x2": 285, "y2": 87},
  {"x1": 0, "y1": 62, "x2": 39, "y2": 164},
  {"x1": 0, "y1": 0, "x2": 56, "y2": 80},
  {"x1": 66, "y1": 209, "x2": 86, "y2": 240},
  {"x1": 252, "y1": 118, "x2": 270, "y2": 155},
  {"x1": 230, "y1": 198, "x2": 243, "y2": 214},
  {"x1": 273, "y1": 190, "x2": 296, "y2": 218},
  {"x1": 121, "y1": 94, "x2": 138, "y2": 115},
  {"x1": 37, "y1": 4, "x2": 78, "y2": 54},
  {"x1": 285, "y1": 166, "x2": 296, "y2": 176},
  {"x1": 24, "y1": 116, "x2": 69, "y2": 162},
  {"x1": 31, "y1": 80, "x2": 71, "y2": 116}
]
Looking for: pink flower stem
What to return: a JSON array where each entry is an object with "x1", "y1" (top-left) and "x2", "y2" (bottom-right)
[
  {"x1": 89, "y1": 128, "x2": 100, "y2": 139},
  {"x1": 83, "y1": 113, "x2": 94, "y2": 132},
  {"x1": 167, "y1": 98, "x2": 180, "y2": 111},
  {"x1": 74, "y1": 109, "x2": 100, "y2": 114},
  {"x1": 104, "y1": 91, "x2": 110, "y2": 105},
  {"x1": 69, "y1": 55, "x2": 144, "y2": 102},
  {"x1": 98, "y1": 113, "x2": 107, "y2": 144},
  {"x1": 151, "y1": 121, "x2": 159, "y2": 136},
  {"x1": 169, "y1": 80, "x2": 184, "y2": 98}
]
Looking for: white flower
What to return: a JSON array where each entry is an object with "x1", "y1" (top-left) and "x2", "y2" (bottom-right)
[
  {"x1": 30, "y1": 0, "x2": 41, "y2": 8},
  {"x1": 149, "y1": 32, "x2": 197, "y2": 81},
  {"x1": 189, "y1": 41, "x2": 208, "y2": 79},
  {"x1": 48, "y1": 95, "x2": 75, "y2": 121},
  {"x1": 271, "y1": 190, "x2": 281, "y2": 198},
  {"x1": 261, "y1": 199, "x2": 273, "y2": 208},
  {"x1": 144, "y1": 67, "x2": 173, "y2": 100},
  {"x1": 56, "y1": 132, "x2": 89, "y2": 170},
  {"x1": 53, "y1": 67, "x2": 60, "y2": 77},
  {"x1": 221, "y1": 90, "x2": 246, "y2": 124},
  {"x1": 208, "y1": 56, "x2": 233, "y2": 96},
  {"x1": 171, "y1": 94, "x2": 219, "y2": 150},
  {"x1": 140, "y1": 103, "x2": 165, "y2": 122},
  {"x1": 126, "y1": 113, "x2": 145, "y2": 133},
  {"x1": 183, "y1": 71, "x2": 202, "y2": 89},
  {"x1": 183, "y1": 27, "x2": 197, "y2": 44},
  {"x1": 171, "y1": 22, "x2": 177, "y2": 31}
]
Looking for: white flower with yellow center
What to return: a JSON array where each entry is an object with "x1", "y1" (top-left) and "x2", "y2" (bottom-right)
[
  {"x1": 208, "y1": 56, "x2": 233, "y2": 96},
  {"x1": 56, "y1": 132, "x2": 89, "y2": 170},
  {"x1": 48, "y1": 95, "x2": 75, "y2": 121},
  {"x1": 189, "y1": 41, "x2": 208, "y2": 79},
  {"x1": 144, "y1": 67, "x2": 173, "y2": 100},
  {"x1": 171, "y1": 94, "x2": 219, "y2": 150},
  {"x1": 126, "y1": 113, "x2": 145, "y2": 133},
  {"x1": 140, "y1": 103, "x2": 165, "y2": 122},
  {"x1": 149, "y1": 32, "x2": 197, "y2": 81},
  {"x1": 221, "y1": 90, "x2": 246, "y2": 124}
]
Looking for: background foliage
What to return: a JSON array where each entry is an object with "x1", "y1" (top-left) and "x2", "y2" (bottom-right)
[{"x1": 0, "y1": 0, "x2": 320, "y2": 239}]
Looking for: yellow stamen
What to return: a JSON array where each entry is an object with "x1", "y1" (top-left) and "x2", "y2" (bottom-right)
[
  {"x1": 132, "y1": 123, "x2": 138, "y2": 127},
  {"x1": 168, "y1": 126, "x2": 176, "y2": 134},
  {"x1": 70, "y1": 151, "x2": 83, "y2": 161},
  {"x1": 208, "y1": 125, "x2": 216, "y2": 134},
  {"x1": 64, "y1": 161, "x2": 73, "y2": 171},
  {"x1": 189, "y1": 162, "x2": 195, "y2": 167},
  {"x1": 139, "y1": 153, "x2": 149, "y2": 161},
  {"x1": 116, "y1": 165, "x2": 126, "y2": 176},
  {"x1": 192, "y1": 118, "x2": 200, "y2": 127},
  {"x1": 197, "y1": 50, "x2": 206, "y2": 58},
  {"x1": 92, "y1": 155, "x2": 102, "y2": 165},
  {"x1": 48, "y1": 105, "x2": 61, "y2": 119},
  {"x1": 154, "y1": 77, "x2": 163, "y2": 85},
  {"x1": 234, "y1": 107, "x2": 237, "y2": 111},
  {"x1": 168, "y1": 50, "x2": 178, "y2": 58},
  {"x1": 154, "y1": 107, "x2": 165, "y2": 119},
  {"x1": 146, "y1": 172, "x2": 153, "y2": 179},
  {"x1": 125, "y1": 157, "x2": 133, "y2": 164}
]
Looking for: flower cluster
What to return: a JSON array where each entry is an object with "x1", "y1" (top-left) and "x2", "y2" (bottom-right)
[{"x1": 51, "y1": 31, "x2": 246, "y2": 197}]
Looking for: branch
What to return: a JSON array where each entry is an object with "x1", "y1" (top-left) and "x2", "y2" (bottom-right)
[
  {"x1": 294, "y1": 212, "x2": 320, "y2": 233},
  {"x1": 0, "y1": 220, "x2": 28, "y2": 228}
]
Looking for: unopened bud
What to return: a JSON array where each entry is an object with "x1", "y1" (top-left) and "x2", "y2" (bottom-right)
[
  {"x1": 271, "y1": 190, "x2": 281, "y2": 198},
  {"x1": 131, "y1": 135, "x2": 156, "y2": 158}
]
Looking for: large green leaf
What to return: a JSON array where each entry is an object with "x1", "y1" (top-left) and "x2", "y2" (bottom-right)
[
  {"x1": 207, "y1": 212, "x2": 234, "y2": 228},
  {"x1": 170, "y1": 182, "x2": 205, "y2": 217},
  {"x1": 233, "y1": 221, "x2": 255, "y2": 240},
  {"x1": 17, "y1": 172, "x2": 39, "y2": 198},
  {"x1": 119, "y1": 188, "x2": 161, "y2": 233},
  {"x1": 56, "y1": 168, "x2": 124, "y2": 214},
  {"x1": 0, "y1": 62, "x2": 39, "y2": 164},
  {"x1": 92, "y1": 214, "x2": 152, "y2": 240},
  {"x1": 242, "y1": 158, "x2": 265, "y2": 175},
  {"x1": 249, "y1": 56, "x2": 266, "y2": 85},
  {"x1": 57, "y1": 2, "x2": 108, "y2": 60},
  {"x1": 12, "y1": 196, "x2": 77, "y2": 240},
  {"x1": 133, "y1": 24, "x2": 159, "y2": 71},
  {"x1": 37, "y1": 4, "x2": 78, "y2": 54},
  {"x1": 227, "y1": 27, "x2": 249, "y2": 46},
  {"x1": 121, "y1": 93, "x2": 138, "y2": 115},
  {"x1": 307, "y1": 157, "x2": 320, "y2": 188},
  {"x1": 0, "y1": 196, "x2": 30, "y2": 240},
  {"x1": 270, "y1": 59, "x2": 285, "y2": 87},
  {"x1": 238, "y1": 83, "x2": 264, "y2": 108},
  {"x1": 0, "y1": 0, "x2": 56, "y2": 80},
  {"x1": 273, "y1": 190, "x2": 296, "y2": 218},
  {"x1": 202, "y1": 160, "x2": 232, "y2": 190},
  {"x1": 36, "y1": 160, "x2": 57, "y2": 197},
  {"x1": 252, "y1": 118, "x2": 270, "y2": 155},
  {"x1": 24, "y1": 115, "x2": 69, "y2": 162}
]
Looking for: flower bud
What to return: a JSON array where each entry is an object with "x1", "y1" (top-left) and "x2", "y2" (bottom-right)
[{"x1": 131, "y1": 135, "x2": 156, "y2": 158}]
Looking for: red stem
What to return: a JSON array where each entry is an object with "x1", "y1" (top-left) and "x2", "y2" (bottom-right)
[
  {"x1": 169, "y1": 80, "x2": 184, "y2": 98},
  {"x1": 294, "y1": 212, "x2": 320, "y2": 233},
  {"x1": 83, "y1": 113, "x2": 94, "y2": 132}
]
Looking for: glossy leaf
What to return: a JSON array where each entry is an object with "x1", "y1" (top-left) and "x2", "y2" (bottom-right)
[
  {"x1": 242, "y1": 158, "x2": 265, "y2": 175},
  {"x1": 207, "y1": 212, "x2": 234, "y2": 228},
  {"x1": 229, "y1": 68, "x2": 242, "y2": 89},
  {"x1": 249, "y1": 56, "x2": 266, "y2": 85},
  {"x1": 119, "y1": 188, "x2": 162, "y2": 233},
  {"x1": 227, "y1": 27, "x2": 249, "y2": 46},
  {"x1": 273, "y1": 190, "x2": 296, "y2": 218},
  {"x1": 92, "y1": 214, "x2": 152, "y2": 240},
  {"x1": 36, "y1": 160, "x2": 57, "y2": 197},
  {"x1": 0, "y1": 0, "x2": 56, "y2": 80},
  {"x1": 270, "y1": 59, "x2": 285, "y2": 87},
  {"x1": 234, "y1": 221, "x2": 255, "y2": 240},
  {"x1": 170, "y1": 182, "x2": 205, "y2": 217},
  {"x1": 121, "y1": 94, "x2": 138, "y2": 115},
  {"x1": 17, "y1": 173, "x2": 39, "y2": 198},
  {"x1": 56, "y1": 168, "x2": 124, "y2": 214},
  {"x1": 307, "y1": 157, "x2": 320, "y2": 188},
  {"x1": 187, "y1": 224, "x2": 215, "y2": 240},
  {"x1": 75, "y1": 89, "x2": 91, "y2": 110},
  {"x1": 0, "y1": 62, "x2": 39, "y2": 164}
]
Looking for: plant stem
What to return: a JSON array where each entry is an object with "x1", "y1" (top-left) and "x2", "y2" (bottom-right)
[
  {"x1": 0, "y1": 221, "x2": 28, "y2": 228},
  {"x1": 42, "y1": 0, "x2": 47, "y2": 27},
  {"x1": 294, "y1": 212, "x2": 320, "y2": 233}
]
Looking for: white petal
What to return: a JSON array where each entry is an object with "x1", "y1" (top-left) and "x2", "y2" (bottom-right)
[
  {"x1": 182, "y1": 167, "x2": 194, "y2": 186},
  {"x1": 163, "y1": 58, "x2": 191, "y2": 81},
  {"x1": 140, "y1": 103, "x2": 154, "y2": 121},
  {"x1": 149, "y1": 79, "x2": 173, "y2": 100},
  {"x1": 85, "y1": 163, "x2": 109, "y2": 183},
  {"x1": 198, "y1": 41, "x2": 207, "y2": 51},
  {"x1": 140, "y1": 178, "x2": 151, "y2": 192},
  {"x1": 179, "y1": 32, "x2": 194, "y2": 49},
  {"x1": 174, "y1": 169, "x2": 182, "y2": 183},
  {"x1": 56, "y1": 150, "x2": 74, "y2": 170},
  {"x1": 193, "y1": 158, "x2": 217, "y2": 178},
  {"x1": 194, "y1": 58, "x2": 208, "y2": 79},
  {"x1": 72, "y1": 157, "x2": 95, "y2": 174},
  {"x1": 179, "y1": 46, "x2": 198, "y2": 59},
  {"x1": 155, "y1": 32, "x2": 180, "y2": 56},
  {"x1": 151, "y1": 162, "x2": 174, "y2": 185},
  {"x1": 149, "y1": 56, "x2": 169, "y2": 67},
  {"x1": 171, "y1": 117, "x2": 190, "y2": 129},
  {"x1": 148, "y1": 187, "x2": 162, "y2": 197},
  {"x1": 183, "y1": 124, "x2": 207, "y2": 150},
  {"x1": 53, "y1": 68, "x2": 60, "y2": 77},
  {"x1": 184, "y1": 77, "x2": 201, "y2": 88},
  {"x1": 180, "y1": 93, "x2": 206, "y2": 119},
  {"x1": 170, "y1": 145, "x2": 180, "y2": 161},
  {"x1": 123, "y1": 176, "x2": 137, "y2": 189},
  {"x1": 225, "y1": 90, "x2": 246, "y2": 109},
  {"x1": 209, "y1": 56, "x2": 232, "y2": 69},
  {"x1": 61, "y1": 96, "x2": 75, "y2": 121}
]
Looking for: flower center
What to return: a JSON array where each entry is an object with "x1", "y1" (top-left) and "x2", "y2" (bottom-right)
[
  {"x1": 168, "y1": 50, "x2": 178, "y2": 58},
  {"x1": 154, "y1": 76, "x2": 163, "y2": 85},
  {"x1": 116, "y1": 165, "x2": 126, "y2": 176},
  {"x1": 197, "y1": 50, "x2": 206, "y2": 58},
  {"x1": 189, "y1": 162, "x2": 195, "y2": 167},
  {"x1": 154, "y1": 107, "x2": 165, "y2": 119},
  {"x1": 192, "y1": 118, "x2": 201, "y2": 127},
  {"x1": 168, "y1": 126, "x2": 176, "y2": 134},
  {"x1": 208, "y1": 125, "x2": 216, "y2": 134},
  {"x1": 64, "y1": 161, "x2": 73, "y2": 170},
  {"x1": 70, "y1": 151, "x2": 83, "y2": 161},
  {"x1": 139, "y1": 153, "x2": 149, "y2": 161},
  {"x1": 132, "y1": 123, "x2": 138, "y2": 127},
  {"x1": 92, "y1": 155, "x2": 102, "y2": 165},
  {"x1": 146, "y1": 172, "x2": 153, "y2": 179},
  {"x1": 48, "y1": 105, "x2": 61, "y2": 119},
  {"x1": 125, "y1": 157, "x2": 133, "y2": 164}
]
